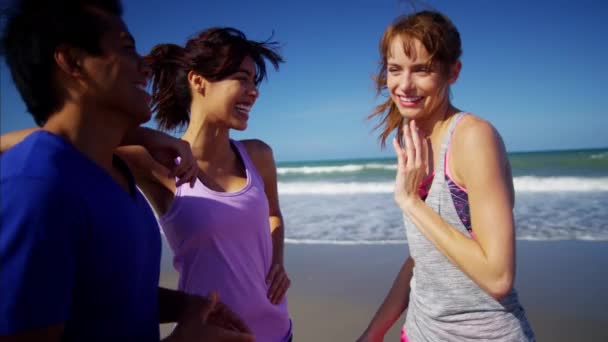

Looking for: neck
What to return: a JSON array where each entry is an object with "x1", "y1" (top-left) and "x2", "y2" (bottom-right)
[
  {"x1": 42, "y1": 101, "x2": 133, "y2": 171},
  {"x1": 181, "y1": 107, "x2": 232, "y2": 163},
  {"x1": 416, "y1": 101, "x2": 460, "y2": 141}
]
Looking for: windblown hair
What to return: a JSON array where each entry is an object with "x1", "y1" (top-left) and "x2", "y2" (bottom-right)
[
  {"x1": 145, "y1": 27, "x2": 283, "y2": 131},
  {"x1": 369, "y1": 10, "x2": 462, "y2": 147},
  {"x1": 1, "y1": 0, "x2": 123, "y2": 125}
]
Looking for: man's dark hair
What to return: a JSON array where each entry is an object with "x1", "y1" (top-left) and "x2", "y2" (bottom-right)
[{"x1": 1, "y1": 0, "x2": 123, "y2": 125}]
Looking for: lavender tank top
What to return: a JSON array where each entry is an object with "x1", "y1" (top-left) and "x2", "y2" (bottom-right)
[{"x1": 160, "y1": 140, "x2": 291, "y2": 341}]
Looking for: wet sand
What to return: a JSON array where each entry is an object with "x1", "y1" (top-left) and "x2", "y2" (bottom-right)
[{"x1": 160, "y1": 240, "x2": 608, "y2": 341}]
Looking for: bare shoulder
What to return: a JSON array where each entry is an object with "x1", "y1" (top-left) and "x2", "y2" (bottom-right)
[
  {"x1": 453, "y1": 114, "x2": 507, "y2": 157},
  {"x1": 240, "y1": 139, "x2": 277, "y2": 184},
  {"x1": 240, "y1": 139, "x2": 274, "y2": 165},
  {"x1": 456, "y1": 115, "x2": 500, "y2": 145},
  {"x1": 241, "y1": 139, "x2": 273, "y2": 155}
]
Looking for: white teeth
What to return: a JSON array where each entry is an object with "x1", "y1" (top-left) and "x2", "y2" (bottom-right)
[
  {"x1": 399, "y1": 96, "x2": 422, "y2": 102},
  {"x1": 235, "y1": 104, "x2": 251, "y2": 114}
]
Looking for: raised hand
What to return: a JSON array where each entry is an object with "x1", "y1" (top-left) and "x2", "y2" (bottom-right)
[{"x1": 392, "y1": 119, "x2": 429, "y2": 212}]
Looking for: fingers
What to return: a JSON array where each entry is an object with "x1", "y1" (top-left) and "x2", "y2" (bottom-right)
[
  {"x1": 170, "y1": 140, "x2": 198, "y2": 188},
  {"x1": 421, "y1": 132, "x2": 429, "y2": 170},
  {"x1": 267, "y1": 265, "x2": 290, "y2": 304},
  {"x1": 403, "y1": 121, "x2": 415, "y2": 169},
  {"x1": 210, "y1": 304, "x2": 252, "y2": 334},
  {"x1": 392, "y1": 138, "x2": 407, "y2": 168},
  {"x1": 266, "y1": 264, "x2": 279, "y2": 285},
  {"x1": 200, "y1": 291, "x2": 219, "y2": 322},
  {"x1": 270, "y1": 275, "x2": 290, "y2": 304},
  {"x1": 410, "y1": 120, "x2": 422, "y2": 167},
  {"x1": 210, "y1": 326, "x2": 255, "y2": 342},
  {"x1": 176, "y1": 321, "x2": 255, "y2": 342}
]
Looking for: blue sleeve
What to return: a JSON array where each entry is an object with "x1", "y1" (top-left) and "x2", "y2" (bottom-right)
[{"x1": 0, "y1": 177, "x2": 84, "y2": 334}]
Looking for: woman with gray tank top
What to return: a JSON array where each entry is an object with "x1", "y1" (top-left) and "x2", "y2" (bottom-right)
[{"x1": 358, "y1": 11, "x2": 535, "y2": 342}]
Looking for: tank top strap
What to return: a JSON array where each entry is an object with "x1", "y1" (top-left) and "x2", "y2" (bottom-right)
[
  {"x1": 230, "y1": 139, "x2": 264, "y2": 186},
  {"x1": 436, "y1": 112, "x2": 466, "y2": 179}
]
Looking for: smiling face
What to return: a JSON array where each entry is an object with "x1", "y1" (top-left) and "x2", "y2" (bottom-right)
[
  {"x1": 80, "y1": 11, "x2": 151, "y2": 126},
  {"x1": 386, "y1": 36, "x2": 456, "y2": 121},
  {"x1": 199, "y1": 56, "x2": 259, "y2": 130}
]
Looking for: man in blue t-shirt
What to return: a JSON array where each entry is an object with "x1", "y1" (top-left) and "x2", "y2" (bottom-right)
[{"x1": 0, "y1": 1, "x2": 251, "y2": 341}]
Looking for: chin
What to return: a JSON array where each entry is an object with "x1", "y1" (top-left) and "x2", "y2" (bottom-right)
[
  {"x1": 132, "y1": 108, "x2": 152, "y2": 125},
  {"x1": 400, "y1": 106, "x2": 430, "y2": 119}
]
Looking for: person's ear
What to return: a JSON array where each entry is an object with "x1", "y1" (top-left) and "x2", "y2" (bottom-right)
[
  {"x1": 188, "y1": 70, "x2": 206, "y2": 96},
  {"x1": 54, "y1": 44, "x2": 87, "y2": 78},
  {"x1": 448, "y1": 60, "x2": 461, "y2": 85}
]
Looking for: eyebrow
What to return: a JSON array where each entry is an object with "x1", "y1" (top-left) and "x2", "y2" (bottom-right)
[{"x1": 386, "y1": 62, "x2": 431, "y2": 68}]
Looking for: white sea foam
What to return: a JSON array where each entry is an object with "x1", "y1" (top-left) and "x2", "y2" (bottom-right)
[
  {"x1": 513, "y1": 176, "x2": 608, "y2": 192},
  {"x1": 278, "y1": 177, "x2": 608, "y2": 195},
  {"x1": 590, "y1": 152, "x2": 608, "y2": 160},
  {"x1": 285, "y1": 238, "x2": 407, "y2": 245},
  {"x1": 279, "y1": 182, "x2": 392, "y2": 194},
  {"x1": 284, "y1": 236, "x2": 608, "y2": 245},
  {"x1": 277, "y1": 163, "x2": 396, "y2": 175}
]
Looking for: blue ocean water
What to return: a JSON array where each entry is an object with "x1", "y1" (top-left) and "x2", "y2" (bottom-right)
[{"x1": 277, "y1": 149, "x2": 608, "y2": 243}]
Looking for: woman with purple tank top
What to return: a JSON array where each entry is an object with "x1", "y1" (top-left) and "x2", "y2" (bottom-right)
[
  {"x1": 116, "y1": 28, "x2": 292, "y2": 341},
  {"x1": 358, "y1": 11, "x2": 535, "y2": 341}
]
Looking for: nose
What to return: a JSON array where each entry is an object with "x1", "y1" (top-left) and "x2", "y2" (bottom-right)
[
  {"x1": 247, "y1": 84, "x2": 259, "y2": 99},
  {"x1": 139, "y1": 55, "x2": 152, "y2": 79},
  {"x1": 397, "y1": 72, "x2": 414, "y2": 93}
]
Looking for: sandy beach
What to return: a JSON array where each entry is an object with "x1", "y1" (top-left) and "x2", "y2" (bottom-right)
[{"x1": 160, "y1": 240, "x2": 608, "y2": 341}]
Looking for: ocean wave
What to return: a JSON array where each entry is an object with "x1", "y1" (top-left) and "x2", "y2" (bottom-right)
[
  {"x1": 590, "y1": 152, "x2": 608, "y2": 160},
  {"x1": 514, "y1": 176, "x2": 608, "y2": 192},
  {"x1": 279, "y1": 182, "x2": 392, "y2": 194},
  {"x1": 277, "y1": 163, "x2": 396, "y2": 175},
  {"x1": 278, "y1": 177, "x2": 608, "y2": 195},
  {"x1": 285, "y1": 238, "x2": 407, "y2": 245},
  {"x1": 284, "y1": 236, "x2": 608, "y2": 245}
]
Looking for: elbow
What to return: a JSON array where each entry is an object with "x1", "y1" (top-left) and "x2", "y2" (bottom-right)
[{"x1": 486, "y1": 274, "x2": 514, "y2": 301}]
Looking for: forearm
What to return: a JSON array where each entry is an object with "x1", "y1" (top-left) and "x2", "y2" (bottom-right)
[
  {"x1": 269, "y1": 216, "x2": 285, "y2": 265},
  {"x1": 364, "y1": 257, "x2": 414, "y2": 338},
  {"x1": 158, "y1": 287, "x2": 190, "y2": 324},
  {"x1": 403, "y1": 200, "x2": 512, "y2": 298}
]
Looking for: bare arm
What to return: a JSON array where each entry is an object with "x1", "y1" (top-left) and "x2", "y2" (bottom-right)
[
  {"x1": 358, "y1": 256, "x2": 414, "y2": 342},
  {"x1": 243, "y1": 139, "x2": 290, "y2": 304},
  {"x1": 397, "y1": 117, "x2": 515, "y2": 300},
  {"x1": 0, "y1": 126, "x2": 196, "y2": 187},
  {"x1": 0, "y1": 128, "x2": 39, "y2": 154},
  {"x1": 120, "y1": 127, "x2": 197, "y2": 187},
  {"x1": 114, "y1": 145, "x2": 177, "y2": 216},
  {"x1": 0, "y1": 127, "x2": 170, "y2": 153}
]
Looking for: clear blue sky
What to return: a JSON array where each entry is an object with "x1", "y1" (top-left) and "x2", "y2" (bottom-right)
[{"x1": 1, "y1": 0, "x2": 607, "y2": 162}]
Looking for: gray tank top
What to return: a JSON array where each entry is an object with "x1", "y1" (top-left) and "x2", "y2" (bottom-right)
[{"x1": 403, "y1": 113, "x2": 535, "y2": 341}]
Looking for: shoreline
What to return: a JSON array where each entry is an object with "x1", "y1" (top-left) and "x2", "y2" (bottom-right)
[{"x1": 160, "y1": 240, "x2": 608, "y2": 341}]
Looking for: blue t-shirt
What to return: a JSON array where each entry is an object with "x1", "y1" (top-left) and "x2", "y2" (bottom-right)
[{"x1": 0, "y1": 131, "x2": 161, "y2": 340}]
